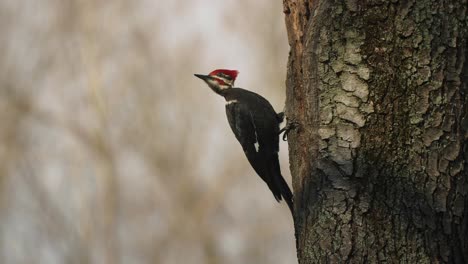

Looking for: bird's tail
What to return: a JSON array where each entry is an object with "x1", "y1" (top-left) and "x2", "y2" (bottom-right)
[
  {"x1": 278, "y1": 173, "x2": 294, "y2": 215},
  {"x1": 270, "y1": 154, "x2": 294, "y2": 216}
]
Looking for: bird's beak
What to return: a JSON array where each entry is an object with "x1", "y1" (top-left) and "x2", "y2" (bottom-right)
[{"x1": 194, "y1": 74, "x2": 210, "y2": 81}]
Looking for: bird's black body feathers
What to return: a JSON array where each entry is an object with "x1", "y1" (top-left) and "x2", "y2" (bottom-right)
[{"x1": 222, "y1": 88, "x2": 293, "y2": 213}]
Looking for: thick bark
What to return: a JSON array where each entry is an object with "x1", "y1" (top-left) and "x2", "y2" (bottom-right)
[{"x1": 283, "y1": 0, "x2": 468, "y2": 263}]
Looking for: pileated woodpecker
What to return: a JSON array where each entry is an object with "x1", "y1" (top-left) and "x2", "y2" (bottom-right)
[{"x1": 194, "y1": 69, "x2": 294, "y2": 214}]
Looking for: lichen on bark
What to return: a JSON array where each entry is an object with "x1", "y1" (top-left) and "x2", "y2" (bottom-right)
[{"x1": 283, "y1": 0, "x2": 468, "y2": 263}]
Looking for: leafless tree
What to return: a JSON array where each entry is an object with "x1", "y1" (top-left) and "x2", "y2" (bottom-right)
[{"x1": 0, "y1": 0, "x2": 296, "y2": 263}]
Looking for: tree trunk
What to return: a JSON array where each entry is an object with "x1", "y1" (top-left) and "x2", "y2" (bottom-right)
[{"x1": 283, "y1": 0, "x2": 468, "y2": 263}]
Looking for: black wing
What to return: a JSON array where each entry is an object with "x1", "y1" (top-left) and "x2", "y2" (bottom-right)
[{"x1": 225, "y1": 102, "x2": 284, "y2": 202}]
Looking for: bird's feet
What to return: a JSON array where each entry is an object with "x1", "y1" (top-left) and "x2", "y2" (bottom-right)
[{"x1": 279, "y1": 119, "x2": 299, "y2": 141}]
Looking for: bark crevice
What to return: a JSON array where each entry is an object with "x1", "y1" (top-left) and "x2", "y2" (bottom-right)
[{"x1": 284, "y1": 0, "x2": 468, "y2": 263}]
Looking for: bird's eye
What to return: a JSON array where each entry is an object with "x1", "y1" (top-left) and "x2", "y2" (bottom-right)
[{"x1": 218, "y1": 73, "x2": 232, "y2": 80}]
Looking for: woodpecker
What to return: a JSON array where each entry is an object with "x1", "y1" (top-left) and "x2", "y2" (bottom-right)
[{"x1": 194, "y1": 69, "x2": 294, "y2": 214}]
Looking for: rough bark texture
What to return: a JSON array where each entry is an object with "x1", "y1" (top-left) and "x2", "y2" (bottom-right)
[{"x1": 283, "y1": 0, "x2": 468, "y2": 263}]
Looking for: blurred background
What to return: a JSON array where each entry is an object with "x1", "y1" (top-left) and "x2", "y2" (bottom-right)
[{"x1": 0, "y1": 0, "x2": 294, "y2": 263}]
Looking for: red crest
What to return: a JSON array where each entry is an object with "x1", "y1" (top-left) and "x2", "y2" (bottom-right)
[{"x1": 209, "y1": 69, "x2": 239, "y2": 80}]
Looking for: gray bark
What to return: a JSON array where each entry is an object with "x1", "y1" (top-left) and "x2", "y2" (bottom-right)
[{"x1": 283, "y1": 0, "x2": 468, "y2": 263}]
